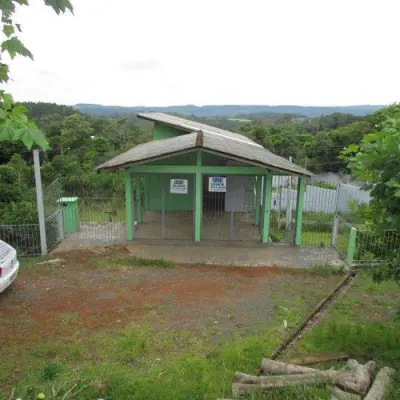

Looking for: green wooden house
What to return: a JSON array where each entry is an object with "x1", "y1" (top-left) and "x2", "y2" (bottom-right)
[{"x1": 97, "y1": 113, "x2": 312, "y2": 244}]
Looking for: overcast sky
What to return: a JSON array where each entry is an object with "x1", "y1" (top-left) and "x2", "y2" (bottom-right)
[{"x1": 5, "y1": 0, "x2": 400, "y2": 106}]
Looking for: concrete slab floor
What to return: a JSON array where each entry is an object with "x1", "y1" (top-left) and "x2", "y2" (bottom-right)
[{"x1": 124, "y1": 240, "x2": 343, "y2": 268}]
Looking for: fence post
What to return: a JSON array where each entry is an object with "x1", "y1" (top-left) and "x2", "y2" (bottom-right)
[
  {"x1": 125, "y1": 170, "x2": 133, "y2": 240},
  {"x1": 57, "y1": 210, "x2": 64, "y2": 241},
  {"x1": 194, "y1": 151, "x2": 202, "y2": 242},
  {"x1": 331, "y1": 214, "x2": 338, "y2": 247},
  {"x1": 346, "y1": 227, "x2": 357, "y2": 264},
  {"x1": 285, "y1": 157, "x2": 293, "y2": 230},
  {"x1": 33, "y1": 150, "x2": 48, "y2": 255},
  {"x1": 135, "y1": 175, "x2": 142, "y2": 223},
  {"x1": 261, "y1": 171, "x2": 273, "y2": 243},
  {"x1": 161, "y1": 178, "x2": 165, "y2": 239},
  {"x1": 255, "y1": 177, "x2": 262, "y2": 226},
  {"x1": 294, "y1": 177, "x2": 305, "y2": 246}
]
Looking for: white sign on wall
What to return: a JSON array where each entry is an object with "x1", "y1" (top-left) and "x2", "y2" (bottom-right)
[
  {"x1": 208, "y1": 176, "x2": 227, "y2": 192},
  {"x1": 170, "y1": 179, "x2": 188, "y2": 194}
]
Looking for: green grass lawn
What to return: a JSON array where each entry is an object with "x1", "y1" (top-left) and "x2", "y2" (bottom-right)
[
  {"x1": 0, "y1": 251, "x2": 343, "y2": 400},
  {"x1": 4, "y1": 254, "x2": 396, "y2": 399},
  {"x1": 284, "y1": 271, "x2": 400, "y2": 399}
]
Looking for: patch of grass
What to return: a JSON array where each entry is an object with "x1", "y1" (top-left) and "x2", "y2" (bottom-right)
[
  {"x1": 41, "y1": 362, "x2": 63, "y2": 382},
  {"x1": 1, "y1": 287, "x2": 328, "y2": 400},
  {"x1": 33, "y1": 342, "x2": 82, "y2": 362},
  {"x1": 89, "y1": 256, "x2": 175, "y2": 268},
  {"x1": 61, "y1": 312, "x2": 79, "y2": 322},
  {"x1": 309, "y1": 263, "x2": 346, "y2": 276},
  {"x1": 287, "y1": 271, "x2": 400, "y2": 399},
  {"x1": 0, "y1": 259, "x2": 343, "y2": 399}
]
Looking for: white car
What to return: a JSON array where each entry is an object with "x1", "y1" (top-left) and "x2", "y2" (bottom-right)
[{"x1": 0, "y1": 240, "x2": 20, "y2": 294}]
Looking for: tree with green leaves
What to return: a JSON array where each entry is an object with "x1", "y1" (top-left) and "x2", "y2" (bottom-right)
[
  {"x1": 0, "y1": 0, "x2": 73, "y2": 149},
  {"x1": 343, "y1": 104, "x2": 400, "y2": 282}
]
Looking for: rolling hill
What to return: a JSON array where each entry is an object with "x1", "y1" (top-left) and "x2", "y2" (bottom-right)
[{"x1": 74, "y1": 104, "x2": 384, "y2": 118}]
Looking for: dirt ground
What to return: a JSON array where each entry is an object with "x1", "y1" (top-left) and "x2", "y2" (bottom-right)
[{"x1": 0, "y1": 246, "x2": 343, "y2": 349}]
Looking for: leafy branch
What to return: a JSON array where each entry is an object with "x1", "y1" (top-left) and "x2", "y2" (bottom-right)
[{"x1": 0, "y1": 0, "x2": 73, "y2": 149}]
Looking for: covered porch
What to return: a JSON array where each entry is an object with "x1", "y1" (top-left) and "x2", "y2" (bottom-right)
[{"x1": 97, "y1": 130, "x2": 312, "y2": 245}]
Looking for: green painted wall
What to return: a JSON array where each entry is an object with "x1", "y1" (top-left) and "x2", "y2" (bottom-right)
[
  {"x1": 152, "y1": 152, "x2": 196, "y2": 166},
  {"x1": 153, "y1": 123, "x2": 187, "y2": 140},
  {"x1": 144, "y1": 174, "x2": 194, "y2": 211},
  {"x1": 143, "y1": 149, "x2": 196, "y2": 211}
]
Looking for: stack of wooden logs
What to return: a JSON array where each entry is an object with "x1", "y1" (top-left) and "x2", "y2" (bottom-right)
[{"x1": 230, "y1": 358, "x2": 395, "y2": 399}]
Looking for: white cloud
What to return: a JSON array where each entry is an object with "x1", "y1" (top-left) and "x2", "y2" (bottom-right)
[
  {"x1": 120, "y1": 59, "x2": 161, "y2": 71},
  {"x1": 4, "y1": 0, "x2": 400, "y2": 106}
]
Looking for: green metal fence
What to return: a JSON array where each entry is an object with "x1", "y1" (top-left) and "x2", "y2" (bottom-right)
[{"x1": 353, "y1": 229, "x2": 400, "y2": 264}]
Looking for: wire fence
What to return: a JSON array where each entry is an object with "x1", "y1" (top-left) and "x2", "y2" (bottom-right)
[
  {"x1": 58, "y1": 172, "x2": 126, "y2": 246},
  {"x1": 0, "y1": 223, "x2": 42, "y2": 256},
  {"x1": 0, "y1": 179, "x2": 64, "y2": 256},
  {"x1": 3, "y1": 152, "x2": 398, "y2": 265},
  {"x1": 353, "y1": 229, "x2": 400, "y2": 264},
  {"x1": 333, "y1": 216, "x2": 352, "y2": 259}
]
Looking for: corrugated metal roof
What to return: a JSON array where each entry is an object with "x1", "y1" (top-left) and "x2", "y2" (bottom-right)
[
  {"x1": 137, "y1": 112, "x2": 261, "y2": 147},
  {"x1": 97, "y1": 130, "x2": 312, "y2": 177}
]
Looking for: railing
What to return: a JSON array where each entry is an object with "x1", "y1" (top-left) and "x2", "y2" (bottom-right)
[
  {"x1": 332, "y1": 216, "x2": 352, "y2": 259},
  {"x1": 0, "y1": 223, "x2": 42, "y2": 256},
  {"x1": 353, "y1": 228, "x2": 399, "y2": 264},
  {"x1": 0, "y1": 211, "x2": 63, "y2": 257}
]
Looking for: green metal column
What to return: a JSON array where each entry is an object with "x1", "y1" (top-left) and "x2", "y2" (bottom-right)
[
  {"x1": 255, "y1": 176, "x2": 262, "y2": 226},
  {"x1": 261, "y1": 172, "x2": 273, "y2": 243},
  {"x1": 135, "y1": 175, "x2": 142, "y2": 223},
  {"x1": 125, "y1": 170, "x2": 134, "y2": 240},
  {"x1": 295, "y1": 177, "x2": 305, "y2": 246},
  {"x1": 194, "y1": 151, "x2": 202, "y2": 242},
  {"x1": 346, "y1": 227, "x2": 357, "y2": 264}
]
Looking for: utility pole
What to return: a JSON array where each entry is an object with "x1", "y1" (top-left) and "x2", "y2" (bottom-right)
[
  {"x1": 285, "y1": 156, "x2": 293, "y2": 232},
  {"x1": 33, "y1": 149, "x2": 48, "y2": 255}
]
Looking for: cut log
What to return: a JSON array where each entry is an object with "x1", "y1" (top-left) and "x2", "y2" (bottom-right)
[
  {"x1": 332, "y1": 386, "x2": 361, "y2": 400},
  {"x1": 235, "y1": 372, "x2": 330, "y2": 386},
  {"x1": 256, "y1": 359, "x2": 375, "y2": 395},
  {"x1": 364, "y1": 367, "x2": 395, "y2": 400},
  {"x1": 232, "y1": 383, "x2": 261, "y2": 398},
  {"x1": 232, "y1": 374, "x2": 330, "y2": 397},
  {"x1": 234, "y1": 372, "x2": 260, "y2": 384},
  {"x1": 334, "y1": 360, "x2": 376, "y2": 395},
  {"x1": 259, "y1": 373, "x2": 331, "y2": 387},
  {"x1": 259, "y1": 358, "x2": 319, "y2": 375},
  {"x1": 288, "y1": 352, "x2": 348, "y2": 366}
]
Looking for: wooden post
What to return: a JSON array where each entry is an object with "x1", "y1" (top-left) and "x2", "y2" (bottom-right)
[
  {"x1": 135, "y1": 175, "x2": 142, "y2": 223},
  {"x1": 346, "y1": 227, "x2": 357, "y2": 264},
  {"x1": 261, "y1": 171, "x2": 272, "y2": 243},
  {"x1": 255, "y1": 176, "x2": 262, "y2": 226},
  {"x1": 294, "y1": 177, "x2": 305, "y2": 246},
  {"x1": 125, "y1": 170, "x2": 134, "y2": 240},
  {"x1": 194, "y1": 151, "x2": 202, "y2": 242}
]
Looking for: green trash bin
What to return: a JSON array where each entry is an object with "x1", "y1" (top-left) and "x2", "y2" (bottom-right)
[{"x1": 57, "y1": 197, "x2": 80, "y2": 234}]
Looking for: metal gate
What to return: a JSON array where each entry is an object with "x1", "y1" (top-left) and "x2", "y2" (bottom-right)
[
  {"x1": 269, "y1": 175, "x2": 295, "y2": 244},
  {"x1": 201, "y1": 175, "x2": 260, "y2": 241},
  {"x1": 135, "y1": 174, "x2": 194, "y2": 240}
]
